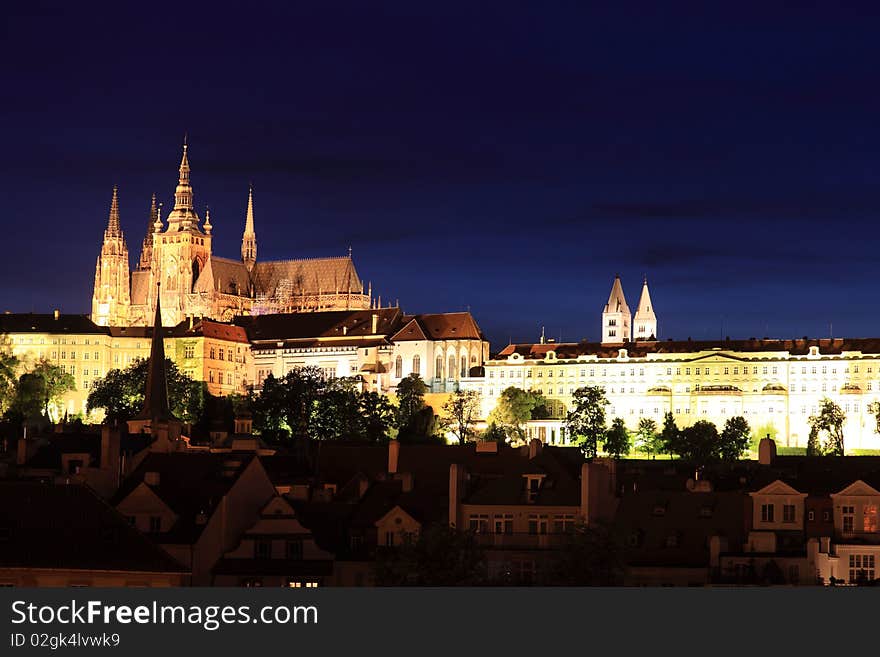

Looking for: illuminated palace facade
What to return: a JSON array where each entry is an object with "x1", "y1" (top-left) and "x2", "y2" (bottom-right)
[
  {"x1": 462, "y1": 276, "x2": 880, "y2": 451},
  {"x1": 91, "y1": 143, "x2": 371, "y2": 328}
]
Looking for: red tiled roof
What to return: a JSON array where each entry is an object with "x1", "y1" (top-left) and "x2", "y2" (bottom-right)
[{"x1": 391, "y1": 312, "x2": 485, "y2": 342}]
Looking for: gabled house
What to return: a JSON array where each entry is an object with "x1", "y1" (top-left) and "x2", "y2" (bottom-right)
[
  {"x1": 212, "y1": 495, "x2": 334, "y2": 587},
  {"x1": 114, "y1": 452, "x2": 276, "y2": 584}
]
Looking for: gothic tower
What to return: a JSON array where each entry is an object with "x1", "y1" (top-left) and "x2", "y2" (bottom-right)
[
  {"x1": 241, "y1": 184, "x2": 257, "y2": 271},
  {"x1": 601, "y1": 274, "x2": 631, "y2": 344},
  {"x1": 633, "y1": 277, "x2": 657, "y2": 340},
  {"x1": 151, "y1": 141, "x2": 213, "y2": 325},
  {"x1": 91, "y1": 186, "x2": 131, "y2": 326}
]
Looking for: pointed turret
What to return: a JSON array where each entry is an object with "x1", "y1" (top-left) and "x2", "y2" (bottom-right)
[
  {"x1": 133, "y1": 286, "x2": 176, "y2": 423},
  {"x1": 601, "y1": 274, "x2": 631, "y2": 344},
  {"x1": 138, "y1": 194, "x2": 158, "y2": 270},
  {"x1": 241, "y1": 184, "x2": 257, "y2": 270},
  {"x1": 633, "y1": 277, "x2": 657, "y2": 341}
]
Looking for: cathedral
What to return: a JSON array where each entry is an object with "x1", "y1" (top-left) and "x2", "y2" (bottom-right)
[{"x1": 92, "y1": 143, "x2": 371, "y2": 327}]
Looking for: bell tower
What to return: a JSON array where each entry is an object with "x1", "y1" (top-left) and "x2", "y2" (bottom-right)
[{"x1": 151, "y1": 140, "x2": 212, "y2": 325}]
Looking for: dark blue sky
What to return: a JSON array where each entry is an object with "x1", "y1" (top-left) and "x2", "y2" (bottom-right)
[{"x1": 3, "y1": 2, "x2": 880, "y2": 348}]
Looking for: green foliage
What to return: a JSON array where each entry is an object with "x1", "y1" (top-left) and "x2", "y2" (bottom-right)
[
  {"x1": 635, "y1": 417, "x2": 659, "y2": 455},
  {"x1": 564, "y1": 386, "x2": 608, "y2": 458},
  {"x1": 7, "y1": 358, "x2": 75, "y2": 422},
  {"x1": 676, "y1": 420, "x2": 719, "y2": 464},
  {"x1": 659, "y1": 411, "x2": 681, "y2": 457},
  {"x1": 86, "y1": 357, "x2": 204, "y2": 424},
  {"x1": 719, "y1": 416, "x2": 751, "y2": 461},
  {"x1": 373, "y1": 523, "x2": 487, "y2": 586},
  {"x1": 252, "y1": 369, "x2": 397, "y2": 443},
  {"x1": 480, "y1": 422, "x2": 508, "y2": 443},
  {"x1": 0, "y1": 335, "x2": 18, "y2": 417},
  {"x1": 310, "y1": 377, "x2": 363, "y2": 441},
  {"x1": 603, "y1": 417, "x2": 631, "y2": 458},
  {"x1": 808, "y1": 398, "x2": 846, "y2": 456},
  {"x1": 358, "y1": 391, "x2": 397, "y2": 443},
  {"x1": 395, "y1": 374, "x2": 430, "y2": 440},
  {"x1": 489, "y1": 387, "x2": 547, "y2": 443},
  {"x1": 440, "y1": 389, "x2": 481, "y2": 444}
]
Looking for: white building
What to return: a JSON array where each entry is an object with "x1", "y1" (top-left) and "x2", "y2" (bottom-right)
[{"x1": 460, "y1": 276, "x2": 880, "y2": 450}]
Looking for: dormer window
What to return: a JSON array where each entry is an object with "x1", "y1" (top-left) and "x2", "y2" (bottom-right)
[{"x1": 524, "y1": 475, "x2": 545, "y2": 503}]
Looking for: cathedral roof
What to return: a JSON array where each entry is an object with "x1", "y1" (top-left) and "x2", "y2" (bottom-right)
[
  {"x1": 195, "y1": 257, "x2": 253, "y2": 297},
  {"x1": 251, "y1": 256, "x2": 362, "y2": 298}
]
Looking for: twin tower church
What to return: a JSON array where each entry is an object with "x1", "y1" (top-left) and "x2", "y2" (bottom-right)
[
  {"x1": 601, "y1": 274, "x2": 657, "y2": 344},
  {"x1": 91, "y1": 142, "x2": 371, "y2": 328}
]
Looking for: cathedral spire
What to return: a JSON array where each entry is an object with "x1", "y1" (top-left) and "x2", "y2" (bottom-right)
[
  {"x1": 241, "y1": 184, "x2": 257, "y2": 270},
  {"x1": 106, "y1": 186, "x2": 122, "y2": 238},
  {"x1": 133, "y1": 285, "x2": 176, "y2": 423}
]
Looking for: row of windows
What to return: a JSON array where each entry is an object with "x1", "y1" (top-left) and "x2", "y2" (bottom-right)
[
  {"x1": 208, "y1": 371, "x2": 236, "y2": 386},
  {"x1": 467, "y1": 513, "x2": 575, "y2": 534},
  {"x1": 489, "y1": 363, "x2": 874, "y2": 379}
]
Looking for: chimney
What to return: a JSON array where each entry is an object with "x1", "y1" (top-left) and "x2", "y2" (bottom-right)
[
  {"x1": 188, "y1": 315, "x2": 194, "y2": 330},
  {"x1": 371, "y1": 313, "x2": 379, "y2": 334},
  {"x1": 448, "y1": 463, "x2": 467, "y2": 528},
  {"x1": 819, "y1": 536, "x2": 831, "y2": 554},
  {"x1": 388, "y1": 439, "x2": 400, "y2": 474},
  {"x1": 53, "y1": 309, "x2": 60, "y2": 320},
  {"x1": 579, "y1": 462, "x2": 591, "y2": 524},
  {"x1": 101, "y1": 425, "x2": 121, "y2": 475},
  {"x1": 528, "y1": 438, "x2": 542, "y2": 459},
  {"x1": 758, "y1": 437, "x2": 777, "y2": 465}
]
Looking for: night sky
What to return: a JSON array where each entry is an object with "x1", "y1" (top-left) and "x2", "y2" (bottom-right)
[{"x1": 3, "y1": 2, "x2": 880, "y2": 349}]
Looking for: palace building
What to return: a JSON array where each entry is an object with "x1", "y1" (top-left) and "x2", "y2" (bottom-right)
[
  {"x1": 461, "y1": 276, "x2": 880, "y2": 451},
  {"x1": 91, "y1": 142, "x2": 372, "y2": 328}
]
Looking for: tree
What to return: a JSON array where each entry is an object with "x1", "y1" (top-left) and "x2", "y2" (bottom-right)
[
  {"x1": 808, "y1": 398, "x2": 845, "y2": 456},
  {"x1": 480, "y1": 422, "x2": 508, "y2": 443},
  {"x1": 541, "y1": 522, "x2": 624, "y2": 586},
  {"x1": 603, "y1": 417, "x2": 631, "y2": 458},
  {"x1": 0, "y1": 335, "x2": 18, "y2": 417},
  {"x1": 719, "y1": 416, "x2": 751, "y2": 461},
  {"x1": 868, "y1": 402, "x2": 880, "y2": 438},
  {"x1": 806, "y1": 425, "x2": 821, "y2": 456},
  {"x1": 440, "y1": 389, "x2": 481, "y2": 444},
  {"x1": 635, "y1": 417, "x2": 659, "y2": 456},
  {"x1": 659, "y1": 411, "x2": 682, "y2": 457},
  {"x1": 33, "y1": 359, "x2": 76, "y2": 420},
  {"x1": 564, "y1": 386, "x2": 608, "y2": 458},
  {"x1": 86, "y1": 357, "x2": 204, "y2": 424},
  {"x1": 489, "y1": 387, "x2": 546, "y2": 444},
  {"x1": 396, "y1": 374, "x2": 429, "y2": 439},
  {"x1": 373, "y1": 523, "x2": 487, "y2": 586},
  {"x1": 676, "y1": 420, "x2": 719, "y2": 464},
  {"x1": 309, "y1": 377, "x2": 362, "y2": 441},
  {"x1": 358, "y1": 390, "x2": 397, "y2": 442}
]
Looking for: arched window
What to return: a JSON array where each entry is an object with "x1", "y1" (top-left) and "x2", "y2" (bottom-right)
[
  {"x1": 435, "y1": 356, "x2": 443, "y2": 379},
  {"x1": 412, "y1": 355, "x2": 420, "y2": 376},
  {"x1": 191, "y1": 259, "x2": 200, "y2": 292},
  {"x1": 449, "y1": 355, "x2": 456, "y2": 380},
  {"x1": 461, "y1": 355, "x2": 468, "y2": 377},
  {"x1": 395, "y1": 356, "x2": 402, "y2": 379}
]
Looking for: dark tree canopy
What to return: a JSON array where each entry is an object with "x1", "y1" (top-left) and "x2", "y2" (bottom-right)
[
  {"x1": 86, "y1": 357, "x2": 204, "y2": 424},
  {"x1": 603, "y1": 417, "x2": 631, "y2": 458}
]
